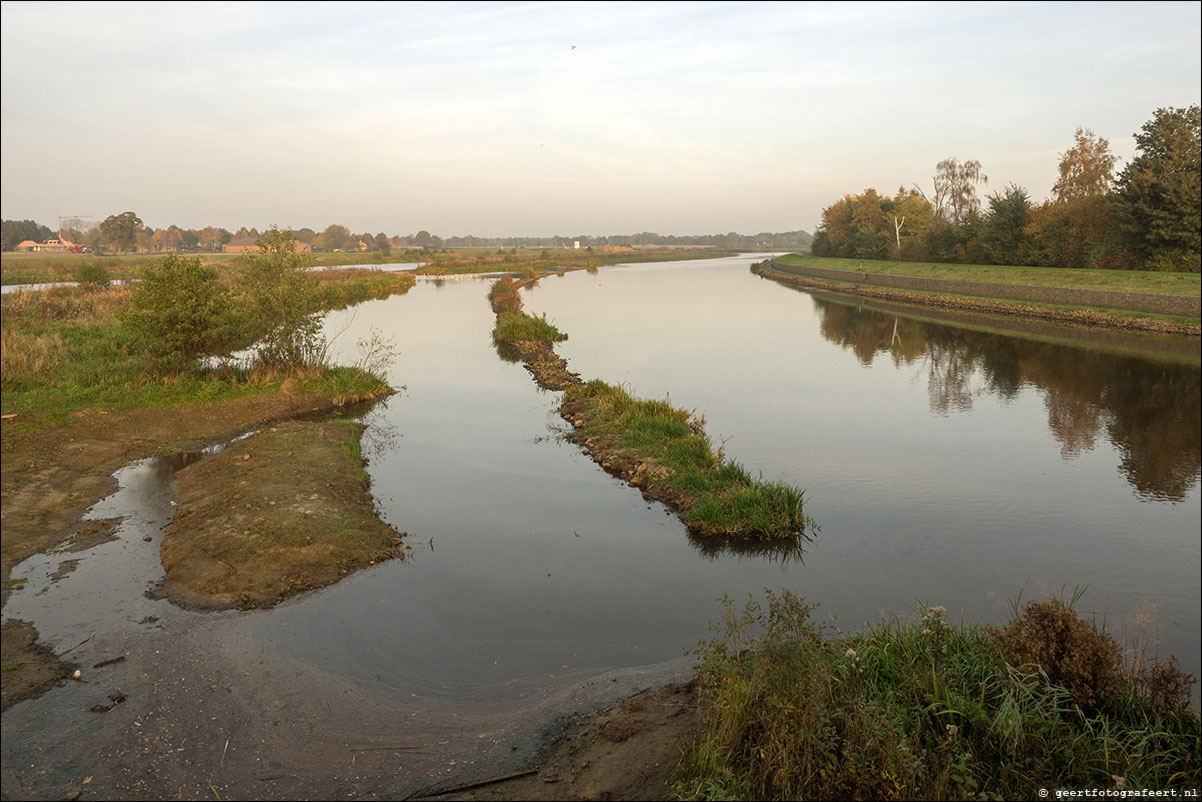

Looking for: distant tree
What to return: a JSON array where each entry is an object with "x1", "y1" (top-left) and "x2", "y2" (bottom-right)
[
  {"x1": 1053, "y1": 127, "x2": 1117, "y2": 202},
  {"x1": 2, "y1": 219, "x2": 54, "y2": 251},
  {"x1": 890, "y1": 187, "x2": 936, "y2": 259},
  {"x1": 98, "y1": 211, "x2": 143, "y2": 252},
  {"x1": 180, "y1": 229, "x2": 200, "y2": 250},
  {"x1": 293, "y1": 227, "x2": 317, "y2": 245},
  {"x1": 1115, "y1": 105, "x2": 1201, "y2": 270},
  {"x1": 374, "y1": 232, "x2": 390, "y2": 254},
  {"x1": 981, "y1": 184, "x2": 1031, "y2": 265},
  {"x1": 933, "y1": 158, "x2": 987, "y2": 224},
  {"x1": 1023, "y1": 127, "x2": 1124, "y2": 269},
  {"x1": 151, "y1": 225, "x2": 184, "y2": 252},
  {"x1": 317, "y1": 223, "x2": 351, "y2": 251},
  {"x1": 197, "y1": 226, "x2": 222, "y2": 251},
  {"x1": 816, "y1": 196, "x2": 855, "y2": 256},
  {"x1": 412, "y1": 229, "x2": 433, "y2": 249},
  {"x1": 849, "y1": 188, "x2": 890, "y2": 258}
]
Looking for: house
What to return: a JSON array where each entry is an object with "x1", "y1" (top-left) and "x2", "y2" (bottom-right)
[
  {"x1": 16, "y1": 237, "x2": 85, "y2": 253},
  {"x1": 222, "y1": 237, "x2": 312, "y2": 254}
]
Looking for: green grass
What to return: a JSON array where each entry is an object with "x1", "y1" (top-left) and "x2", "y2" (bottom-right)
[
  {"x1": 492, "y1": 311, "x2": 568, "y2": 344},
  {"x1": 1, "y1": 271, "x2": 411, "y2": 420},
  {"x1": 564, "y1": 380, "x2": 809, "y2": 540},
  {"x1": 776, "y1": 253, "x2": 1202, "y2": 296},
  {"x1": 674, "y1": 590, "x2": 1200, "y2": 801}
]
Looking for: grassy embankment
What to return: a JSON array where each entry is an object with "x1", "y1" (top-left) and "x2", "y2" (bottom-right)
[
  {"x1": 775, "y1": 253, "x2": 1202, "y2": 296},
  {"x1": 674, "y1": 590, "x2": 1200, "y2": 800},
  {"x1": 489, "y1": 276, "x2": 809, "y2": 541}
]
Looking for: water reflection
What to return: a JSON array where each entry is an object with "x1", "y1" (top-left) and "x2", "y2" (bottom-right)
[
  {"x1": 812, "y1": 297, "x2": 1201, "y2": 501},
  {"x1": 686, "y1": 531, "x2": 810, "y2": 564}
]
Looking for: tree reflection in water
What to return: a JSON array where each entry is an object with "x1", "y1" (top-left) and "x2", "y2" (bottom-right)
[{"x1": 813, "y1": 297, "x2": 1200, "y2": 501}]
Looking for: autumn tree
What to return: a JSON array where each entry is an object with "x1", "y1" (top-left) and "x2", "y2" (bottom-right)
[
  {"x1": 1115, "y1": 105, "x2": 1201, "y2": 271},
  {"x1": 1022, "y1": 126, "x2": 1126, "y2": 269},
  {"x1": 317, "y1": 223, "x2": 351, "y2": 251},
  {"x1": 1053, "y1": 127, "x2": 1116, "y2": 202},
  {"x1": 933, "y1": 158, "x2": 987, "y2": 224},
  {"x1": 890, "y1": 187, "x2": 936, "y2": 259}
]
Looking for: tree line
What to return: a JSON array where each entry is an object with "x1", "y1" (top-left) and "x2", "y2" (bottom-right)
[
  {"x1": 810, "y1": 106, "x2": 1200, "y2": 272},
  {"x1": 2, "y1": 214, "x2": 812, "y2": 255}
]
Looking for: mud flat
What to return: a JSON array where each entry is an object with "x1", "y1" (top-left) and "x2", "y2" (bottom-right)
[{"x1": 158, "y1": 419, "x2": 405, "y2": 610}]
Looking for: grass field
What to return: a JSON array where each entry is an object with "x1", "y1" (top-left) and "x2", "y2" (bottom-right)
[{"x1": 776, "y1": 253, "x2": 1202, "y2": 296}]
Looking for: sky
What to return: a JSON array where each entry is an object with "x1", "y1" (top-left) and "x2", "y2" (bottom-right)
[{"x1": 2, "y1": 1, "x2": 1199, "y2": 237}]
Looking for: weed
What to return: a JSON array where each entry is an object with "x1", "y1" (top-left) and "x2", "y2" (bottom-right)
[{"x1": 674, "y1": 590, "x2": 1201, "y2": 800}]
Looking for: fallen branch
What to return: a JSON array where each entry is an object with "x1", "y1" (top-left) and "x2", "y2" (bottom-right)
[
  {"x1": 57, "y1": 632, "x2": 95, "y2": 658},
  {"x1": 402, "y1": 768, "x2": 538, "y2": 800}
]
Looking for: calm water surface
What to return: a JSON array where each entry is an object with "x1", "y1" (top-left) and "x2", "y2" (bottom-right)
[
  {"x1": 8, "y1": 255, "x2": 1196, "y2": 717},
  {"x1": 249, "y1": 254, "x2": 1199, "y2": 700}
]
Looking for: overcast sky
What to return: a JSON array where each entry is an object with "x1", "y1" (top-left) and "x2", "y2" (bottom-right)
[{"x1": 2, "y1": 1, "x2": 1199, "y2": 237}]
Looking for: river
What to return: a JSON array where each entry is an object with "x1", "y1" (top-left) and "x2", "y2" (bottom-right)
[{"x1": 3, "y1": 253, "x2": 1198, "y2": 798}]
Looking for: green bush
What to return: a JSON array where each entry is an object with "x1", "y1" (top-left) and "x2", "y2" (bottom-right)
[
  {"x1": 237, "y1": 228, "x2": 326, "y2": 373},
  {"x1": 75, "y1": 261, "x2": 110, "y2": 288},
  {"x1": 120, "y1": 254, "x2": 238, "y2": 372}
]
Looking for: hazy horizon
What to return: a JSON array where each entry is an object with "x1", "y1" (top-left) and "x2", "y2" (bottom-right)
[{"x1": 2, "y1": 2, "x2": 1199, "y2": 236}]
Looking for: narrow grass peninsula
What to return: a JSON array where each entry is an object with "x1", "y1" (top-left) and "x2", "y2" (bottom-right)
[{"x1": 487, "y1": 274, "x2": 810, "y2": 541}]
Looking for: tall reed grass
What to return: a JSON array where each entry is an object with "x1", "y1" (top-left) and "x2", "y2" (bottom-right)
[{"x1": 674, "y1": 590, "x2": 1199, "y2": 800}]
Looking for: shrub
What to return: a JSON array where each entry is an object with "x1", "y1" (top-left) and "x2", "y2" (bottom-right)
[
  {"x1": 988, "y1": 596, "x2": 1122, "y2": 711},
  {"x1": 121, "y1": 254, "x2": 238, "y2": 372},
  {"x1": 76, "y1": 261, "x2": 110, "y2": 288},
  {"x1": 676, "y1": 591, "x2": 1201, "y2": 801},
  {"x1": 488, "y1": 275, "x2": 523, "y2": 315},
  {"x1": 1138, "y1": 656, "x2": 1198, "y2": 715},
  {"x1": 237, "y1": 228, "x2": 327, "y2": 374}
]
